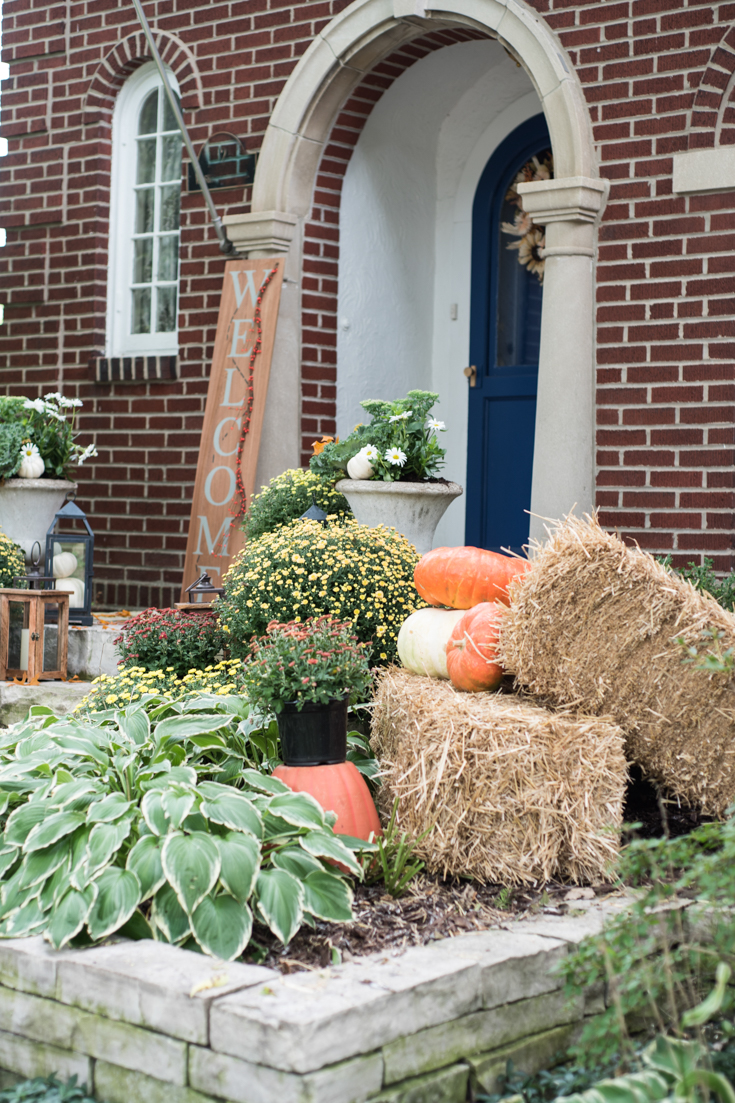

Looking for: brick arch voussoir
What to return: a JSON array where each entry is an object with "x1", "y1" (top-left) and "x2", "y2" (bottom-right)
[
  {"x1": 689, "y1": 24, "x2": 735, "y2": 149},
  {"x1": 82, "y1": 30, "x2": 204, "y2": 126},
  {"x1": 299, "y1": 24, "x2": 492, "y2": 463}
]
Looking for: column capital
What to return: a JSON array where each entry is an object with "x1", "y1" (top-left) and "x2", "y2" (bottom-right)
[
  {"x1": 517, "y1": 176, "x2": 609, "y2": 225},
  {"x1": 222, "y1": 210, "x2": 299, "y2": 256}
]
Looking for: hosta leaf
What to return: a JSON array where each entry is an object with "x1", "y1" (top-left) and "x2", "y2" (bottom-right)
[
  {"x1": 240, "y1": 770, "x2": 290, "y2": 796},
  {"x1": 87, "y1": 867, "x2": 141, "y2": 941},
  {"x1": 39, "y1": 861, "x2": 71, "y2": 911},
  {"x1": 69, "y1": 827, "x2": 92, "y2": 890},
  {"x1": 140, "y1": 766, "x2": 197, "y2": 792},
  {"x1": 46, "y1": 884, "x2": 97, "y2": 949},
  {"x1": 49, "y1": 735, "x2": 109, "y2": 767},
  {"x1": 187, "y1": 734, "x2": 228, "y2": 751},
  {"x1": 154, "y1": 715, "x2": 233, "y2": 743},
  {"x1": 49, "y1": 779, "x2": 100, "y2": 811},
  {"x1": 87, "y1": 793, "x2": 135, "y2": 824},
  {"x1": 114, "y1": 709, "x2": 150, "y2": 746},
  {"x1": 117, "y1": 909, "x2": 154, "y2": 941},
  {"x1": 126, "y1": 836, "x2": 165, "y2": 901},
  {"x1": 86, "y1": 818, "x2": 133, "y2": 874},
  {"x1": 151, "y1": 883, "x2": 190, "y2": 943},
  {"x1": 299, "y1": 830, "x2": 362, "y2": 877},
  {"x1": 0, "y1": 847, "x2": 20, "y2": 880},
  {"x1": 255, "y1": 868, "x2": 303, "y2": 945},
  {"x1": 302, "y1": 870, "x2": 354, "y2": 922},
  {"x1": 272, "y1": 846, "x2": 324, "y2": 880},
  {"x1": 4, "y1": 802, "x2": 49, "y2": 846},
  {"x1": 214, "y1": 833, "x2": 260, "y2": 904},
  {"x1": 161, "y1": 786, "x2": 196, "y2": 830},
  {"x1": 2, "y1": 898, "x2": 45, "y2": 938},
  {"x1": 0, "y1": 868, "x2": 32, "y2": 918},
  {"x1": 162, "y1": 832, "x2": 220, "y2": 915},
  {"x1": 142, "y1": 791, "x2": 170, "y2": 837},
  {"x1": 200, "y1": 792, "x2": 262, "y2": 838},
  {"x1": 191, "y1": 894, "x2": 253, "y2": 961},
  {"x1": 267, "y1": 792, "x2": 327, "y2": 830},
  {"x1": 19, "y1": 837, "x2": 70, "y2": 890},
  {"x1": 23, "y1": 811, "x2": 86, "y2": 854}
]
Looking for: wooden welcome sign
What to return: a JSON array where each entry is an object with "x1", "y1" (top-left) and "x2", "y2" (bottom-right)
[{"x1": 181, "y1": 258, "x2": 284, "y2": 598}]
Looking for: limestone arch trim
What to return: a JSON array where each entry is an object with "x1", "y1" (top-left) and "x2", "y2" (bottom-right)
[
  {"x1": 251, "y1": 0, "x2": 597, "y2": 217},
  {"x1": 82, "y1": 30, "x2": 204, "y2": 123}
]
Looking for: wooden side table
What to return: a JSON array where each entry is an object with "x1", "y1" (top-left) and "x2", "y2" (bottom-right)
[{"x1": 0, "y1": 589, "x2": 70, "y2": 681}]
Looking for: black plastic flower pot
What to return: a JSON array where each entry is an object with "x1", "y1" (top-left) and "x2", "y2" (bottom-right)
[{"x1": 276, "y1": 696, "x2": 348, "y2": 766}]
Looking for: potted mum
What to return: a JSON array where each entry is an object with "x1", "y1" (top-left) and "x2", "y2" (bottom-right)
[
  {"x1": 0, "y1": 394, "x2": 98, "y2": 560},
  {"x1": 242, "y1": 616, "x2": 372, "y2": 766},
  {"x1": 309, "y1": 390, "x2": 462, "y2": 555}
]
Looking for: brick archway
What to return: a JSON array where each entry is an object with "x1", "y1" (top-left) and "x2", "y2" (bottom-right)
[
  {"x1": 689, "y1": 23, "x2": 735, "y2": 150},
  {"x1": 81, "y1": 29, "x2": 204, "y2": 125}
]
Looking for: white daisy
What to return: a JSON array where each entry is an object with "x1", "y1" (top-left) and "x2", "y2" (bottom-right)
[
  {"x1": 23, "y1": 398, "x2": 45, "y2": 414},
  {"x1": 20, "y1": 442, "x2": 40, "y2": 459},
  {"x1": 388, "y1": 411, "x2": 411, "y2": 422},
  {"x1": 363, "y1": 444, "x2": 379, "y2": 462},
  {"x1": 427, "y1": 418, "x2": 446, "y2": 431},
  {"x1": 385, "y1": 446, "x2": 407, "y2": 466}
]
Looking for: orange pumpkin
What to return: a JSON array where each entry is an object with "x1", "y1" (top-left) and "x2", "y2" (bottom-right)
[
  {"x1": 445, "y1": 602, "x2": 504, "y2": 692},
  {"x1": 273, "y1": 761, "x2": 381, "y2": 841},
  {"x1": 414, "y1": 546, "x2": 530, "y2": 609}
]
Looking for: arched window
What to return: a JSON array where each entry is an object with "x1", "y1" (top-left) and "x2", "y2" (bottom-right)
[{"x1": 107, "y1": 62, "x2": 182, "y2": 357}]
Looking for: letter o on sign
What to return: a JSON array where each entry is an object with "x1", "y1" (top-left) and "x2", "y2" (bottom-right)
[{"x1": 204, "y1": 466, "x2": 236, "y2": 507}]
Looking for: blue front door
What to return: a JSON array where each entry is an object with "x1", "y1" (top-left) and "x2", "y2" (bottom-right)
[{"x1": 465, "y1": 115, "x2": 551, "y2": 554}]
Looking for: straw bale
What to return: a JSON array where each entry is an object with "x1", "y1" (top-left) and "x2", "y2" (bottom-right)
[
  {"x1": 371, "y1": 668, "x2": 626, "y2": 886},
  {"x1": 499, "y1": 513, "x2": 735, "y2": 817}
]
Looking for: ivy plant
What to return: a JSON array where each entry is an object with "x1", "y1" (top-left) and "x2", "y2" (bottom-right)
[{"x1": 0, "y1": 696, "x2": 362, "y2": 960}]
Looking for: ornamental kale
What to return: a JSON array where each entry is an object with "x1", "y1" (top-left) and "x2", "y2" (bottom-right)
[
  {"x1": 309, "y1": 390, "x2": 447, "y2": 482},
  {"x1": 243, "y1": 616, "x2": 372, "y2": 713}
]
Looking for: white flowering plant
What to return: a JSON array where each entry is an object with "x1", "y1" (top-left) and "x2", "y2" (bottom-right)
[
  {"x1": 0, "y1": 393, "x2": 97, "y2": 480},
  {"x1": 309, "y1": 390, "x2": 447, "y2": 482}
]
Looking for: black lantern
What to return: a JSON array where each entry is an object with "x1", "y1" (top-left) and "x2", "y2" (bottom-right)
[
  {"x1": 14, "y1": 542, "x2": 56, "y2": 591},
  {"x1": 44, "y1": 498, "x2": 94, "y2": 626},
  {"x1": 185, "y1": 572, "x2": 225, "y2": 602}
]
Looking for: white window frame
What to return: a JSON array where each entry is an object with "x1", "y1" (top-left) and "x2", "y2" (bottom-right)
[{"x1": 107, "y1": 62, "x2": 181, "y2": 358}]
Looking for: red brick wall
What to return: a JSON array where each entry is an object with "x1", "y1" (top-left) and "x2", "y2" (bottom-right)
[{"x1": 1, "y1": 0, "x2": 734, "y2": 610}]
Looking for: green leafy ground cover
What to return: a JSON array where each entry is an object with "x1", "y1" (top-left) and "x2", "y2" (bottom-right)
[{"x1": 0, "y1": 1077, "x2": 97, "y2": 1103}]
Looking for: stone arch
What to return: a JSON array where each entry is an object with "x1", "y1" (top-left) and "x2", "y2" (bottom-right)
[
  {"x1": 234, "y1": 0, "x2": 606, "y2": 535},
  {"x1": 689, "y1": 24, "x2": 735, "y2": 150},
  {"x1": 82, "y1": 29, "x2": 204, "y2": 124}
]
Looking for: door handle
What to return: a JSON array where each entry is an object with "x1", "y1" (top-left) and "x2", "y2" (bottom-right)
[{"x1": 463, "y1": 365, "x2": 477, "y2": 387}]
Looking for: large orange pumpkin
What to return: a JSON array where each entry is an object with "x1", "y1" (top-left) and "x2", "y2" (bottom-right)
[
  {"x1": 272, "y1": 761, "x2": 381, "y2": 841},
  {"x1": 414, "y1": 546, "x2": 530, "y2": 609},
  {"x1": 445, "y1": 602, "x2": 504, "y2": 692}
]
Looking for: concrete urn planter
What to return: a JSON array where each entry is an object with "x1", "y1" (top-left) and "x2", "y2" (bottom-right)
[
  {"x1": 0, "y1": 478, "x2": 77, "y2": 562},
  {"x1": 335, "y1": 479, "x2": 463, "y2": 556}
]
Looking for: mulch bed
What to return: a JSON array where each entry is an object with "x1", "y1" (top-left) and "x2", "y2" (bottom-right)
[
  {"x1": 244, "y1": 874, "x2": 618, "y2": 973},
  {"x1": 243, "y1": 769, "x2": 708, "y2": 974}
]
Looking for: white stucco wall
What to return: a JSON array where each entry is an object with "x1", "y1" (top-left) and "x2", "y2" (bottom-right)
[{"x1": 336, "y1": 39, "x2": 540, "y2": 546}]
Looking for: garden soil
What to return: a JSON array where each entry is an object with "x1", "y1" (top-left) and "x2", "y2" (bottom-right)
[
  {"x1": 370, "y1": 668, "x2": 627, "y2": 885},
  {"x1": 499, "y1": 514, "x2": 735, "y2": 817}
]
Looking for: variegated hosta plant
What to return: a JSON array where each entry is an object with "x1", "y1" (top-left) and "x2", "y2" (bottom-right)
[{"x1": 0, "y1": 694, "x2": 364, "y2": 960}]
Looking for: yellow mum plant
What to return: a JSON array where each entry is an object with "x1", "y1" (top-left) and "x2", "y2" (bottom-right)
[
  {"x1": 74, "y1": 659, "x2": 247, "y2": 715},
  {"x1": 220, "y1": 517, "x2": 425, "y2": 665}
]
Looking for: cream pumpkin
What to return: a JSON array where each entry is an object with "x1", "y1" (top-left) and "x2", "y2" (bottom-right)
[
  {"x1": 52, "y1": 552, "x2": 78, "y2": 579},
  {"x1": 397, "y1": 607, "x2": 465, "y2": 679},
  {"x1": 54, "y1": 577, "x2": 85, "y2": 608}
]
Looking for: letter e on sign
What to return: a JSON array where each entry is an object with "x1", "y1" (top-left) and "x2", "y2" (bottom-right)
[{"x1": 181, "y1": 259, "x2": 285, "y2": 597}]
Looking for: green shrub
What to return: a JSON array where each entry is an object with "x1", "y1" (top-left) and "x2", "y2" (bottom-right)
[
  {"x1": 219, "y1": 517, "x2": 425, "y2": 665},
  {"x1": 0, "y1": 423, "x2": 24, "y2": 481},
  {"x1": 660, "y1": 555, "x2": 735, "y2": 612},
  {"x1": 0, "y1": 696, "x2": 364, "y2": 959},
  {"x1": 0, "y1": 1076, "x2": 97, "y2": 1103},
  {"x1": 0, "y1": 532, "x2": 26, "y2": 587},
  {"x1": 114, "y1": 607, "x2": 227, "y2": 677},
  {"x1": 243, "y1": 469, "x2": 350, "y2": 541}
]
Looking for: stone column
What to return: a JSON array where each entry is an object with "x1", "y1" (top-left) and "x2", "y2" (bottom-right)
[{"x1": 517, "y1": 176, "x2": 608, "y2": 543}]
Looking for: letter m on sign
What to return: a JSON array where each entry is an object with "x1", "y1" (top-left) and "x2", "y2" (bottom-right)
[{"x1": 181, "y1": 258, "x2": 285, "y2": 598}]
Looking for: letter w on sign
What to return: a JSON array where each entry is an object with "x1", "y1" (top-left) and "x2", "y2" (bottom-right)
[{"x1": 181, "y1": 258, "x2": 284, "y2": 598}]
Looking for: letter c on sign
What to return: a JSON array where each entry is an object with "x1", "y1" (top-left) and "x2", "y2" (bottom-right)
[
  {"x1": 213, "y1": 417, "x2": 241, "y2": 457},
  {"x1": 204, "y1": 467, "x2": 236, "y2": 507}
]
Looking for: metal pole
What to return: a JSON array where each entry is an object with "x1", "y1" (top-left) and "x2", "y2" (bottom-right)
[{"x1": 130, "y1": 0, "x2": 238, "y2": 256}]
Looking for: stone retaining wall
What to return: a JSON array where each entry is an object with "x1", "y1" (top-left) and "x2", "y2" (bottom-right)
[{"x1": 0, "y1": 902, "x2": 628, "y2": 1103}]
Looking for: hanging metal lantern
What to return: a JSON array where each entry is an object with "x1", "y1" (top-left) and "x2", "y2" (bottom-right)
[{"x1": 44, "y1": 497, "x2": 94, "y2": 627}]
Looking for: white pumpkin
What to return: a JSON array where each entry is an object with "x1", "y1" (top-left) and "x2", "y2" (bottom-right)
[
  {"x1": 346, "y1": 449, "x2": 375, "y2": 481},
  {"x1": 55, "y1": 577, "x2": 85, "y2": 608},
  {"x1": 18, "y1": 451, "x2": 45, "y2": 479},
  {"x1": 52, "y1": 552, "x2": 78, "y2": 579},
  {"x1": 397, "y1": 607, "x2": 466, "y2": 679}
]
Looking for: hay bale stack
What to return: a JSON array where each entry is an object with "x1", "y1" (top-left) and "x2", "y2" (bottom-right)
[
  {"x1": 371, "y1": 668, "x2": 627, "y2": 885},
  {"x1": 499, "y1": 514, "x2": 735, "y2": 816}
]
